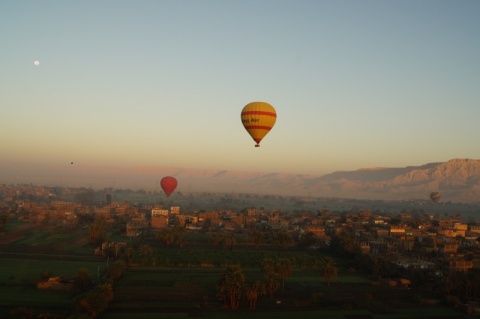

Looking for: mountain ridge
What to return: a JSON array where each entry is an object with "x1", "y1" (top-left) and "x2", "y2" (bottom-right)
[
  {"x1": 75, "y1": 158, "x2": 480, "y2": 203},
  {"x1": 1, "y1": 158, "x2": 479, "y2": 203}
]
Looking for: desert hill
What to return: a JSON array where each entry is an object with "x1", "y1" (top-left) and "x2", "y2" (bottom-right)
[
  {"x1": 1, "y1": 158, "x2": 480, "y2": 203},
  {"x1": 83, "y1": 158, "x2": 480, "y2": 203},
  {"x1": 305, "y1": 158, "x2": 480, "y2": 202}
]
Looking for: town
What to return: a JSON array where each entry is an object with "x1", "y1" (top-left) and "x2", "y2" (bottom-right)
[{"x1": 2, "y1": 183, "x2": 480, "y2": 318}]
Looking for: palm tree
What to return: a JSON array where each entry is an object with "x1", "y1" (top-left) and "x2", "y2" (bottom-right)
[
  {"x1": 157, "y1": 228, "x2": 176, "y2": 246},
  {"x1": 177, "y1": 236, "x2": 187, "y2": 248},
  {"x1": 273, "y1": 230, "x2": 293, "y2": 251},
  {"x1": 275, "y1": 258, "x2": 294, "y2": 290},
  {"x1": 222, "y1": 233, "x2": 236, "y2": 250},
  {"x1": 123, "y1": 246, "x2": 134, "y2": 265},
  {"x1": 264, "y1": 273, "x2": 280, "y2": 299},
  {"x1": 249, "y1": 229, "x2": 264, "y2": 249},
  {"x1": 370, "y1": 256, "x2": 390, "y2": 279},
  {"x1": 318, "y1": 256, "x2": 338, "y2": 287},
  {"x1": 217, "y1": 265, "x2": 245, "y2": 310},
  {"x1": 138, "y1": 244, "x2": 153, "y2": 265},
  {"x1": 245, "y1": 280, "x2": 265, "y2": 309},
  {"x1": 261, "y1": 258, "x2": 276, "y2": 277}
]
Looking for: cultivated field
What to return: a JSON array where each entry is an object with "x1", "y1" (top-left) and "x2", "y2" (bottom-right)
[
  {"x1": 102, "y1": 266, "x2": 463, "y2": 319},
  {"x1": 0, "y1": 218, "x2": 467, "y2": 319}
]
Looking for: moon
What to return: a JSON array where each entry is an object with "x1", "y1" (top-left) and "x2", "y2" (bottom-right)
[{"x1": 34, "y1": 60, "x2": 40, "y2": 66}]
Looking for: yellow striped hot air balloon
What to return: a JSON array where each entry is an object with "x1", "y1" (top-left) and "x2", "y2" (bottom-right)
[{"x1": 241, "y1": 102, "x2": 277, "y2": 147}]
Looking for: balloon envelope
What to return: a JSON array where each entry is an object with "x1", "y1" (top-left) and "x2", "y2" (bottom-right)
[
  {"x1": 241, "y1": 102, "x2": 276, "y2": 147},
  {"x1": 430, "y1": 192, "x2": 441, "y2": 203},
  {"x1": 160, "y1": 176, "x2": 177, "y2": 197}
]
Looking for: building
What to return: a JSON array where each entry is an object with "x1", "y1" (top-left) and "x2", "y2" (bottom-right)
[{"x1": 151, "y1": 209, "x2": 169, "y2": 229}]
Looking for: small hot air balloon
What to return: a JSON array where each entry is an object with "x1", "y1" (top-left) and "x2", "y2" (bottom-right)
[
  {"x1": 430, "y1": 192, "x2": 441, "y2": 203},
  {"x1": 241, "y1": 102, "x2": 277, "y2": 147},
  {"x1": 160, "y1": 176, "x2": 177, "y2": 197}
]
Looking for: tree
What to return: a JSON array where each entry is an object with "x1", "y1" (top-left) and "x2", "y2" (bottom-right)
[
  {"x1": 73, "y1": 268, "x2": 93, "y2": 292},
  {"x1": 106, "y1": 260, "x2": 126, "y2": 283},
  {"x1": 330, "y1": 232, "x2": 358, "y2": 258},
  {"x1": 318, "y1": 256, "x2": 338, "y2": 287},
  {"x1": 0, "y1": 213, "x2": 8, "y2": 233},
  {"x1": 248, "y1": 229, "x2": 263, "y2": 249},
  {"x1": 245, "y1": 280, "x2": 265, "y2": 309},
  {"x1": 275, "y1": 258, "x2": 294, "y2": 290},
  {"x1": 264, "y1": 273, "x2": 279, "y2": 299},
  {"x1": 261, "y1": 258, "x2": 276, "y2": 277},
  {"x1": 370, "y1": 256, "x2": 390, "y2": 280},
  {"x1": 390, "y1": 216, "x2": 402, "y2": 225},
  {"x1": 209, "y1": 233, "x2": 222, "y2": 246},
  {"x1": 76, "y1": 188, "x2": 95, "y2": 206},
  {"x1": 123, "y1": 246, "x2": 134, "y2": 265},
  {"x1": 177, "y1": 235, "x2": 187, "y2": 248},
  {"x1": 138, "y1": 244, "x2": 154, "y2": 265},
  {"x1": 157, "y1": 228, "x2": 176, "y2": 246},
  {"x1": 73, "y1": 291, "x2": 108, "y2": 319},
  {"x1": 105, "y1": 194, "x2": 112, "y2": 205},
  {"x1": 273, "y1": 230, "x2": 293, "y2": 251},
  {"x1": 217, "y1": 265, "x2": 245, "y2": 310},
  {"x1": 298, "y1": 231, "x2": 317, "y2": 250},
  {"x1": 88, "y1": 217, "x2": 108, "y2": 246},
  {"x1": 222, "y1": 233, "x2": 236, "y2": 250},
  {"x1": 97, "y1": 282, "x2": 114, "y2": 302}
]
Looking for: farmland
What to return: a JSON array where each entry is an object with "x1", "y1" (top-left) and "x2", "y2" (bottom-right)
[
  {"x1": 102, "y1": 266, "x2": 463, "y2": 319},
  {"x1": 0, "y1": 219, "x2": 466, "y2": 319}
]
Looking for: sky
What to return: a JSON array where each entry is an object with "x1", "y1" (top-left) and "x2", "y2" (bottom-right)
[{"x1": 1, "y1": 0, "x2": 480, "y2": 181}]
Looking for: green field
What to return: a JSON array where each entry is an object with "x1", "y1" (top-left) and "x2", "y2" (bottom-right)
[
  {"x1": 0, "y1": 220, "x2": 468, "y2": 319},
  {"x1": 102, "y1": 266, "x2": 462, "y2": 319},
  {"x1": 0, "y1": 286, "x2": 73, "y2": 317},
  {"x1": 0, "y1": 256, "x2": 107, "y2": 318},
  {"x1": 0, "y1": 257, "x2": 107, "y2": 285}
]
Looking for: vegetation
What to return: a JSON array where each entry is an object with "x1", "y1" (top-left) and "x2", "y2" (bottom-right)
[
  {"x1": 317, "y1": 257, "x2": 338, "y2": 287},
  {"x1": 1, "y1": 185, "x2": 480, "y2": 319}
]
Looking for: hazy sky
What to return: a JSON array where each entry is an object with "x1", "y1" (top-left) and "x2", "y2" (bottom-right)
[{"x1": 1, "y1": 1, "x2": 480, "y2": 178}]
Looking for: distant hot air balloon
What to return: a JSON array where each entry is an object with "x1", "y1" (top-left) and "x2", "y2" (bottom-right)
[
  {"x1": 430, "y1": 192, "x2": 441, "y2": 203},
  {"x1": 241, "y1": 102, "x2": 277, "y2": 147},
  {"x1": 160, "y1": 176, "x2": 177, "y2": 197}
]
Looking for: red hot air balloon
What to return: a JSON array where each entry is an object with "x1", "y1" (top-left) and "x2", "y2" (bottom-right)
[{"x1": 160, "y1": 176, "x2": 177, "y2": 197}]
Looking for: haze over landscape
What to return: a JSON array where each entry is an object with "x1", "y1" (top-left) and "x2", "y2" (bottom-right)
[{"x1": 2, "y1": 158, "x2": 480, "y2": 204}]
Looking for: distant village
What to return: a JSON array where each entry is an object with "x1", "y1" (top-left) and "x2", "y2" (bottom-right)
[{"x1": 2, "y1": 183, "x2": 480, "y2": 278}]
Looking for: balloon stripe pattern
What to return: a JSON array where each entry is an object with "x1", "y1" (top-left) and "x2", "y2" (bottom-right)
[
  {"x1": 241, "y1": 111, "x2": 277, "y2": 117},
  {"x1": 243, "y1": 125, "x2": 274, "y2": 130},
  {"x1": 241, "y1": 102, "x2": 277, "y2": 147}
]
